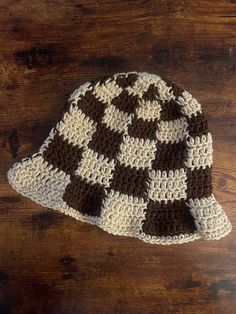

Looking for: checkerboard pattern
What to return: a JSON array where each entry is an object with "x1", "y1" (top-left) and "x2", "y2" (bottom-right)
[{"x1": 8, "y1": 72, "x2": 232, "y2": 245}]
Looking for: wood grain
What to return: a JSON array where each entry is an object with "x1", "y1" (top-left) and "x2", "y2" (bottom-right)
[{"x1": 0, "y1": 1, "x2": 236, "y2": 313}]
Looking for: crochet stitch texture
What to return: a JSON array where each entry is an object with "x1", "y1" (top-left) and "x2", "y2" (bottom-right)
[{"x1": 8, "y1": 72, "x2": 232, "y2": 245}]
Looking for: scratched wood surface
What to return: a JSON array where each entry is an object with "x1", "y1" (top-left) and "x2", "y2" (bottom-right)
[{"x1": 0, "y1": 1, "x2": 236, "y2": 313}]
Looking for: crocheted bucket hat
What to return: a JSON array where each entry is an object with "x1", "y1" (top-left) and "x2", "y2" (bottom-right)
[{"x1": 8, "y1": 72, "x2": 232, "y2": 245}]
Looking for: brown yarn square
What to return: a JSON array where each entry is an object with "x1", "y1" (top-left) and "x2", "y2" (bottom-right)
[
  {"x1": 43, "y1": 133, "x2": 83, "y2": 175},
  {"x1": 187, "y1": 112, "x2": 209, "y2": 138},
  {"x1": 142, "y1": 199, "x2": 197, "y2": 236},
  {"x1": 127, "y1": 116, "x2": 158, "y2": 140},
  {"x1": 152, "y1": 141, "x2": 187, "y2": 171},
  {"x1": 160, "y1": 99, "x2": 183, "y2": 121},
  {"x1": 77, "y1": 90, "x2": 106, "y2": 123},
  {"x1": 112, "y1": 90, "x2": 139, "y2": 114},
  {"x1": 142, "y1": 84, "x2": 160, "y2": 101},
  {"x1": 63, "y1": 175, "x2": 105, "y2": 217},
  {"x1": 109, "y1": 162, "x2": 149, "y2": 199},
  {"x1": 187, "y1": 166, "x2": 212, "y2": 199},
  {"x1": 88, "y1": 123, "x2": 123, "y2": 160}
]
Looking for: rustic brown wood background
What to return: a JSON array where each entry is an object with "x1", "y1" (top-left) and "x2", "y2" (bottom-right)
[{"x1": 0, "y1": 1, "x2": 236, "y2": 313}]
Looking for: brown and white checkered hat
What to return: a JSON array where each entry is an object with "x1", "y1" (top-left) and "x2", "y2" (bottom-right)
[{"x1": 8, "y1": 72, "x2": 232, "y2": 245}]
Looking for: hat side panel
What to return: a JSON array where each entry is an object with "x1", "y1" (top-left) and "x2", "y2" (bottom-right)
[
  {"x1": 180, "y1": 94, "x2": 232, "y2": 240},
  {"x1": 131, "y1": 77, "x2": 200, "y2": 244}
]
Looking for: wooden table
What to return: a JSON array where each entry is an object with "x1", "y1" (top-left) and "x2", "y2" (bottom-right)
[{"x1": 1, "y1": 1, "x2": 236, "y2": 313}]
